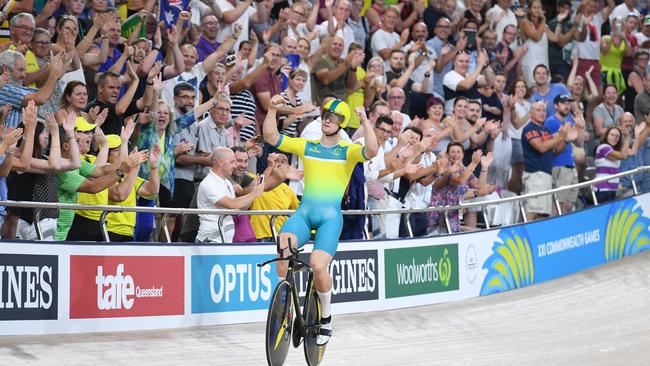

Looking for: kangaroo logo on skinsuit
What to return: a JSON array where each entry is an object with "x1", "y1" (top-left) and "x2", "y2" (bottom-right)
[
  {"x1": 438, "y1": 249, "x2": 452, "y2": 287},
  {"x1": 605, "y1": 199, "x2": 650, "y2": 262},
  {"x1": 480, "y1": 227, "x2": 535, "y2": 296}
]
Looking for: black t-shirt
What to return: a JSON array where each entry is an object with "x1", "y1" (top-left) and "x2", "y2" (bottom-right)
[
  {"x1": 387, "y1": 69, "x2": 413, "y2": 115},
  {"x1": 480, "y1": 91, "x2": 503, "y2": 122},
  {"x1": 86, "y1": 100, "x2": 122, "y2": 136},
  {"x1": 423, "y1": 7, "x2": 450, "y2": 41}
]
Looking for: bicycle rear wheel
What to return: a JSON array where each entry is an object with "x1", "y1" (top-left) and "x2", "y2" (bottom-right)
[
  {"x1": 265, "y1": 280, "x2": 294, "y2": 366},
  {"x1": 303, "y1": 291, "x2": 326, "y2": 366}
]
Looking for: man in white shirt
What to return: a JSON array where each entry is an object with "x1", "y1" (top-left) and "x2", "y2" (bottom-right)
[
  {"x1": 356, "y1": 115, "x2": 402, "y2": 239},
  {"x1": 486, "y1": 0, "x2": 517, "y2": 42},
  {"x1": 371, "y1": 7, "x2": 408, "y2": 60},
  {"x1": 635, "y1": 15, "x2": 650, "y2": 53},
  {"x1": 214, "y1": 0, "x2": 270, "y2": 50},
  {"x1": 442, "y1": 50, "x2": 489, "y2": 115},
  {"x1": 161, "y1": 25, "x2": 241, "y2": 108},
  {"x1": 318, "y1": 0, "x2": 355, "y2": 58},
  {"x1": 609, "y1": 0, "x2": 640, "y2": 26},
  {"x1": 196, "y1": 147, "x2": 264, "y2": 243}
]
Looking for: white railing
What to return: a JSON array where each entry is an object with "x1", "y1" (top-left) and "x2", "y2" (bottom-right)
[{"x1": 1, "y1": 166, "x2": 647, "y2": 243}]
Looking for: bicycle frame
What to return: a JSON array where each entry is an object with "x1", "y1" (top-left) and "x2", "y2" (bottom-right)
[{"x1": 258, "y1": 240, "x2": 319, "y2": 340}]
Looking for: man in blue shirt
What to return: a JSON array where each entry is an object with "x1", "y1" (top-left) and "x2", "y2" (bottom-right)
[
  {"x1": 530, "y1": 64, "x2": 571, "y2": 119},
  {"x1": 521, "y1": 101, "x2": 576, "y2": 221},
  {"x1": 544, "y1": 93, "x2": 585, "y2": 214}
]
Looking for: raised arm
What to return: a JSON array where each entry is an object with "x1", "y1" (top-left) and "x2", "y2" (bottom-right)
[
  {"x1": 24, "y1": 53, "x2": 66, "y2": 106},
  {"x1": 356, "y1": 107, "x2": 378, "y2": 160},
  {"x1": 116, "y1": 62, "x2": 141, "y2": 116},
  {"x1": 263, "y1": 95, "x2": 285, "y2": 146},
  {"x1": 202, "y1": 24, "x2": 242, "y2": 73}
]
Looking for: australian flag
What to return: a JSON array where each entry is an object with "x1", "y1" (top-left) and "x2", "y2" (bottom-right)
[{"x1": 159, "y1": 0, "x2": 190, "y2": 28}]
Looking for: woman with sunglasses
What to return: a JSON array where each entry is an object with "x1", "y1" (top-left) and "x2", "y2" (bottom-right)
[{"x1": 264, "y1": 95, "x2": 378, "y2": 346}]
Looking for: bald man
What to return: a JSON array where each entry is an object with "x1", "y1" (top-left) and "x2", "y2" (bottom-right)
[{"x1": 196, "y1": 147, "x2": 265, "y2": 242}]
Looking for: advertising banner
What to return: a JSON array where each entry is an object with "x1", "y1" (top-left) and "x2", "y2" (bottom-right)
[
  {"x1": 0, "y1": 254, "x2": 57, "y2": 321},
  {"x1": 70, "y1": 256, "x2": 184, "y2": 319},
  {"x1": 1, "y1": 193, "x2": 649, "y2": 335},
  {"x1": 479, "y1": 197, "x2": 650, "y2": 296},
  {"x1": 191, "y1": 254, "x2": 278, "y2": 313},
  {"x1": 294, "y1": 249, "x2": 379, "y2": 303},
  {"x1": 384, "y1": 244, "x2": 459, "y2": 298}
]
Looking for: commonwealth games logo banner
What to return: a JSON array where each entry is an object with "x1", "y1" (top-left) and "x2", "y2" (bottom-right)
[{"x1": 480, "y1": 197, "x2": 650, "y2": 296}]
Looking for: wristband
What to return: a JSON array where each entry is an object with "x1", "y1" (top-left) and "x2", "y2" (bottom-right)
[
  {"x1": 424, "y1": 72, "x2": 431, "y2": 78},
  {"x1": 152, "y1": 47, "x2": 161, "y2": 53}
]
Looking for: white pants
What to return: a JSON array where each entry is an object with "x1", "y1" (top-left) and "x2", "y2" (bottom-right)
[
  {"x1": 17, "y1": 218, "x2": 57, "y2": 241},
  {"x1": 368, "y1": 195, "x2": 402, "y2": 239}
]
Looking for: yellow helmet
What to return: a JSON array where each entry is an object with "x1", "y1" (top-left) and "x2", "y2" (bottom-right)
[{"x1": 322, "y1": 99, "x2": 350, "y2": 129}]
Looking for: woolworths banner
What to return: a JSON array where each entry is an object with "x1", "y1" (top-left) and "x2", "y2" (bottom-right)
[{"x1": 1, "y1": 194, "x2": 649, "y2": 335}]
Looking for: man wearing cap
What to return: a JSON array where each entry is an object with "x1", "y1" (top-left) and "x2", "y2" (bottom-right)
[
  {"x1": 106, "y1": 136, "x2": 160, "y2": 242},
  {"x1": 264, "y1": 96, "x2": 378, "y2": 346},
  {"x1": 544, "y1": 93, "x2": 585, "y2": 214},
  {"x1": 521, "y1": 101, "x2": 577, "y2": 221}
]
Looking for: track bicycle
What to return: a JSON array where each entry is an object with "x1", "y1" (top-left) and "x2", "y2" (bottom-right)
[{"x1": 258, "y1": 239, "x2": 327, "y2": 366}]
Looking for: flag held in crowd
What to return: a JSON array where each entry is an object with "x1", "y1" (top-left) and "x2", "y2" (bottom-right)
[
  {"x1": 159, "y1": 0, "x2": 190, "y2": 28},
  {"x1": 121, "y1": 13, "x2": 147, "y2": 39}
]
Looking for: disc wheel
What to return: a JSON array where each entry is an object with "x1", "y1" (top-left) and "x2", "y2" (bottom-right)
[
  {"x1": 303, "y1": 291, "x2": 326, "y2": 366},
  {"x1": 265, "y1": 281, "x2": 293, "y2": 366}
]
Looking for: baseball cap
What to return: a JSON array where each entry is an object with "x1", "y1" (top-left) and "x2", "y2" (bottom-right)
[
  {"x1": 644, "y1": 15, "x2": 650, "y2": 26},
  {"x1": 553, "y1": 93, "x2": 574, "y2": 104},
  {"x1": 557, "y1": 0, "x2": 571, "y2": 7},
  {"x1": 106, "y1": 134, "x2": 122, "y2": 149},
  {"x1": 75, "y1": 116, "x2": 97, "y2": 132}
]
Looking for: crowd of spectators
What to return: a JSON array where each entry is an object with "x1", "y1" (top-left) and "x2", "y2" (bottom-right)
[{"x1": 1, "y1": 0, "x2": 650, "y2": 242}]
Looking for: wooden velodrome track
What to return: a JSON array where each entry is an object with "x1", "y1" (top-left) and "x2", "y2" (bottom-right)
[{"x1": 1, "y1": 251, "x2": 650, "y2": 365}]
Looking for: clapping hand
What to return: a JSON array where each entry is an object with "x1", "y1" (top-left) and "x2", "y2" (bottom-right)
[
  {"x1": 123, "y1": 147, "x2": 149, "y2": 172},
  {"x1": 149, "y1": 144, "x2": 161, "y2": 166},
  {"x1": 480, "y1": 151, "x2": 494, "y2": 168}
]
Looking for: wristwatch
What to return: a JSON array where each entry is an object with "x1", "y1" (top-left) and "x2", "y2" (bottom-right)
[{"x1": 115, "y1": 168, "x2": 125, "y2": 180}]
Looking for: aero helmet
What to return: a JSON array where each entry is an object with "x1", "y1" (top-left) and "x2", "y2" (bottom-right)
[{"x1": 322, "y1": 99, "x2": 351, "y2": 129}]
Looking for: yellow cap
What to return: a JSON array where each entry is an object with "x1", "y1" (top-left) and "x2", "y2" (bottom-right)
[
  {"x1": 106, "y1": 134, "x2": 122, "y2": 149},
  {"x1": 76, "y1": 117, "x2": 97, "y2": 132}
]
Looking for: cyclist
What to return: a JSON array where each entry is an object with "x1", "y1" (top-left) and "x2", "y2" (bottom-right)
[{"x1": 263, "y1": 94, "x2": 378, "y2": 345}]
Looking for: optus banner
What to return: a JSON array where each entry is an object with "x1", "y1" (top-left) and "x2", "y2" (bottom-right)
[
  {"x1": 191, "y1": 254, "x2": 278, "y2": 313},
  {"x1": 384, "y1": 244, "x2": 459, "y2": 298},
  {"x1": 70, "y1": 256, "x2": 184, "y2": 318},
  {"x1": 0, "y1": 254, "x2": 57, "y2": 320}
]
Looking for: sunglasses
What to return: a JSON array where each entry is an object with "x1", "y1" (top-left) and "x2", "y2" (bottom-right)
[{"x1": 323, "y1": 110, "x2": 344, "y2": 125}]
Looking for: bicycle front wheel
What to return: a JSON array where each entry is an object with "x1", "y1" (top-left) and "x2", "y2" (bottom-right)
[
  {"x1": 303, "y1": 290, "x2": 326, "y2": 366},
  {"x1": 265, "y1": 280, "x2": 294, "y2": 366}
]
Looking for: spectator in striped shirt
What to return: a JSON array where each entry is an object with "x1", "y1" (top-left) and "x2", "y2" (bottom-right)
[
  {"x1": 0, "y1": 50, "x2": 66, "y2": 128},
  {"x1": 594, "y1": 115, "x2": 649, "y2": 203},
  {"x1": 278, "y1": 69, "x2": 316, "y2": 138}
]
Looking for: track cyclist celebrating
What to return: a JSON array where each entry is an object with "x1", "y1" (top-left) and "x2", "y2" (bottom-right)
[{"x1": 263, "y1": 95, "x2": 378, "y2": 345}]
